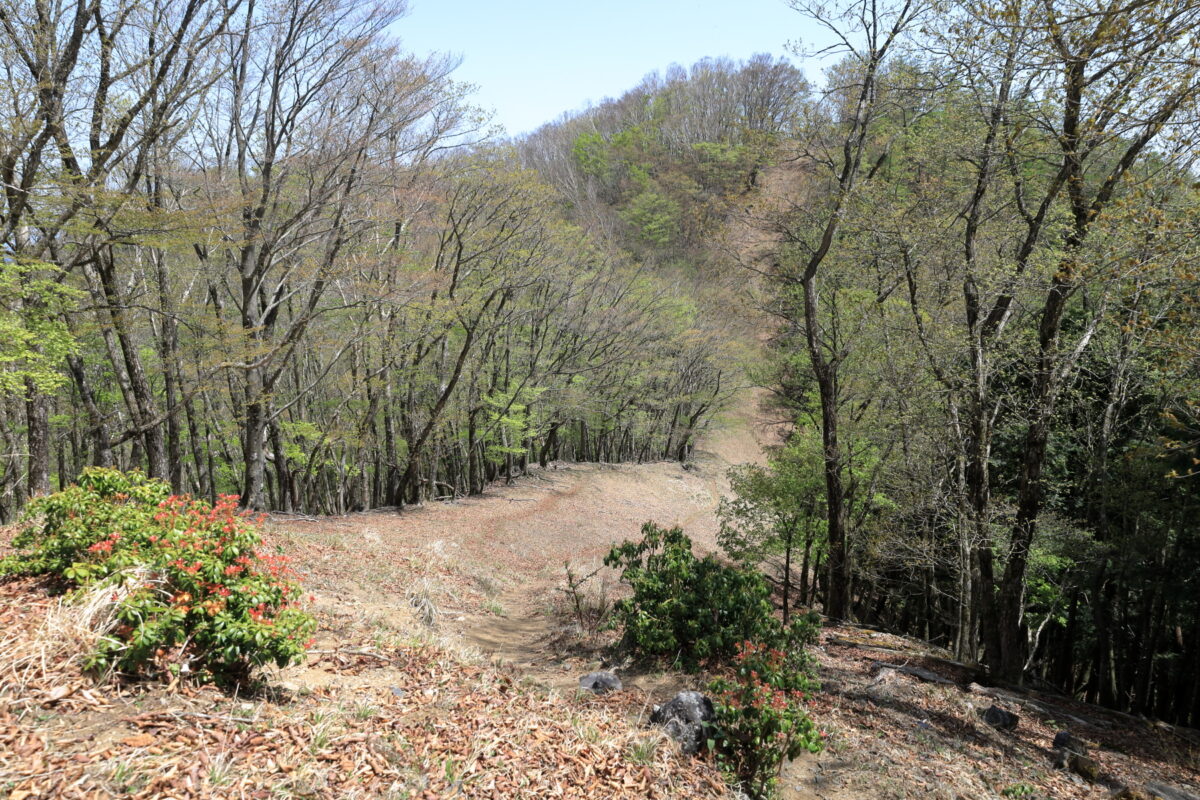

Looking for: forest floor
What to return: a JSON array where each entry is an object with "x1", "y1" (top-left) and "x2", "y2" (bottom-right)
[
  {"x1": 791, "y1": 625, "x2": 1200, "y2": 800},
  {"x1": 2, "y1": 388, "x2": 1199, "y2": 799}
]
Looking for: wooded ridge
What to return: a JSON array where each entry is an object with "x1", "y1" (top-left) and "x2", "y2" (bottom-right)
[{"x1": 1, "y1": 0, "x2": 1199, "y2": 737}]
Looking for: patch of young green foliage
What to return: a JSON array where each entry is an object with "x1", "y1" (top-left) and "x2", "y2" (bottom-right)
[
  {"x1": 0, "y1": 468, "x2": 316, "y2": 685},
  {"x1": 0, "y1": 258, "x2": 79, "y2": 397},
  {"x1": 718, "y1": 435, "x2": 828, "y2": 623},
  {"x1": 604, "y1": 522, "x2": 782, "y2": 669},
  {"x1": 481, "y1": 385, "x2": 546, "y2": 465},
  {"x1": 708, "y1": 635, "x2": 823, "y2": 800},
  {"x1": 605, "y1": 521, "x2": 824, "y2": 799}
]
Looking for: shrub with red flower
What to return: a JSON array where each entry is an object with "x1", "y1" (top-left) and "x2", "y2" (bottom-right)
[
  {"x1": 0, "y1": 468, "x2": 315, "y2": 686},
  {"x1": 706, "y1": 627, "x2": 823, "y2": 800}
]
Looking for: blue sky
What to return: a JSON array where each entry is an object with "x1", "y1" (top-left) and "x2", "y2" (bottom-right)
[{"x1": 393, "y1": 0, "x2": 825, "y2": 136}]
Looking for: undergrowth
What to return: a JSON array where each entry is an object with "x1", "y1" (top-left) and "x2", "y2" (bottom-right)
[
  {"x1": 605, "y1": 521, "x2": 824, "y2": 799},
  {"x1": 0, "y1": 468, "x2": 315, "y2": 685}
]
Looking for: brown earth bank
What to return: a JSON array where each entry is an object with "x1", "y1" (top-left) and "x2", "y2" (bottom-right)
[
  {"x1": 2, "y1": 386, "x2": 1199, "y2": 799},
  {"x1": 791, "y1": 624, "x2": 1200, "y2": 800}
]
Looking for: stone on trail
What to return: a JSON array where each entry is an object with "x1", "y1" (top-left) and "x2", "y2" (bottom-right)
[
  {"x1": 650, "y1": 690, "x2": 715, "y2": 755},
  {"x1": 1053, "y1": 730, "x2": 1088, "y2": 754},
  {"x1": 1111, "y1": 784, "x2": 1200, "y2": 800},
  {"x1": 1144, "y1": 783, "x2": 1200, "y2": 800},
  {"x1": 578, "y1": 670, "x2": 622, "y2": 694},
  {"x1": 980, "y1": 704, "x2": 1019, "y2": 731},
  {"x1": 1052, "y1": 729, "x2": 1089, "y2": 769},
  {"x1": 1110, "y1": 788, "x2": 1155, "y2": 800},
  {"x1": 871, "y1": 660, "x2": 954, "y2": 685},
  {"x1": 1048, "y1": 730, "x2": 1104, "y2": 782},
  {"x1": 1068, "y1": 753, "x2": 1101, "y2": 782}
]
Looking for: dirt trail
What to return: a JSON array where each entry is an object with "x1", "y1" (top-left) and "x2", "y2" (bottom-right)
[
  {"x1": 267, "y1": 162, "x2": 1200, "y2": 800},
  {"x1": 278, "y1": 388, "x2": 780, "y2": 679},
  {"x1": 454, "y1": 388, "x2": 777, "y2": 663},
  {"x1": 275, "y1": 387, "x2": 844, "y2": 799}
]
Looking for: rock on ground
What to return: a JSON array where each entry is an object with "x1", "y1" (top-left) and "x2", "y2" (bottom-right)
[
  {"x1": 651, "y1": 691, "x2": 715, "y2": 756},
  {"x1": 1145, "y1": 783, "x2": 1200, "y2": 800},
  {"x1": 980, "y1": 704, "x2": 1019, "y2": 731},
  {"x1": 579, "y1": 671, "x2": 622, "y2": 694}
]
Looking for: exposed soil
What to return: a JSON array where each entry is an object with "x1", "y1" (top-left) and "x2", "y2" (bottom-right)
[
  {"x1": 0, "y1": 573, "x2": 730, "y2": 799},
  {"x1": 270, "y1": 387, "x2": 782, "y2": 687},
  {"x1": 793, "y1": 624, "x2": 1200, "y2": 800},
  {"x1": 269, "y1": 379, "x2": 1200, "y2": 800},
  {"x1": 0, "y1": 387, "x2": 783, "y2": 800},
  {"x1": 5, "y1": 379, "x2": 1200, "y2": 799}
]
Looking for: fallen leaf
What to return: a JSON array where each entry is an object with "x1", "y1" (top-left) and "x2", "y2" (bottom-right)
[
  {"x1": 121, "y1": 734, "x2": 156, "y2": 748},
  {"x1": 45, "y1": 685, "x2": 76, "y2": 704}
]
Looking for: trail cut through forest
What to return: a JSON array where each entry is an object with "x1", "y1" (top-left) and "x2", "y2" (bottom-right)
[
  {"x1": 5, "y1": 0, "x2": 1200, "y2": 794},
  {"x1": 3, "y1": 385, "x2": 1199, "y2": 799},
  {"x1": 273, "y1": 387, "x2": 779, "y2": 686}
]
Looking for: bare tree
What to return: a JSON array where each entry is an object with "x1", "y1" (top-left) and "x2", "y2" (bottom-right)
[{"x1": 770, "y1": 0, "x2": 926, "y2": 620}]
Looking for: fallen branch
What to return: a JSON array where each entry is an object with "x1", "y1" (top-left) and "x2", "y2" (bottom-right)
[
  {"x1": 871, "y1": 660, "x2": 955, "y2": 686},
  {"x1": 308, "y1": 648, "x2": 393, "y2": 662}
]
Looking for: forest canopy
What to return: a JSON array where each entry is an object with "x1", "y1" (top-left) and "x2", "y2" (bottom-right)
[{"x1": 0, "y1": 0, "x2": 755, "y2": 516}]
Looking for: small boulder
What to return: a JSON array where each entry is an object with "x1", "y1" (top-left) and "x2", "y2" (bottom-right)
[
  {"x1": 1052, "y1": 730, "x2": 1089, "y2": 769},
  {"x1": 1069, "y1": 753, "x2": 1101, "y2": 782},
  {"x1": 866, "y1": 667, "x2": 902, "y2": 701},
  {"x1": 578, "y1": 671, "x2": 622, "y2": 694},
  {"x1": 980, "y1": 704, "x2": 1019, "y2": 731},
  {"x1": 1111, "y1": 787, "x2": 1155, "y2": 800},
  {"x1": 1145, "y1": 783, "x2": 1200, "y2": 800},
  {"x1": 1053, "y1": 730, "x2": 1087, "y2": 754},
  {"x1": 650, "y1": 690, "x2": 715, "y2": 755}
]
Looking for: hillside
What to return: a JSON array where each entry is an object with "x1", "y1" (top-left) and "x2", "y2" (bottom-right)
[
  {"x1": 0, "y1": 390, "x2": 771, "y2": 799},
  {"x1": 3, "y1": 388, "x2": 1198, "y2": 799},
  {"x1": 795, "y1": 627, "x2": 1199, "y2": 800},
  {"x1": 272, "y1": 386, "x2": 776, "y2": 670},
  {"x1": 4, "y1": 0, "x2": 1200, "y2": 797}
]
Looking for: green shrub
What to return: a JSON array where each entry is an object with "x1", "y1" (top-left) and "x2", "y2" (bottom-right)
[
  {"x1": 604, "y1": 522, "x2": 781, "y2": 670},
  {"x1": 0, "y1": 468, "x2": 315, "y2": 685},
  {"x1": 707, "y1": 639, "x2": 823, "y2": 800},
  {"x1": 605, "y1": 523, "x2": 824, "y2": 798}
]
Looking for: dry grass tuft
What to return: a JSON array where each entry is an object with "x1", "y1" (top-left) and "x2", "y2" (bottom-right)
[
  {"x1": 405, "y1": 576, "x2": 439, "y2": 628},
  {"x1": 0, "y1": 569, "x2": 162, "y2": 700}
]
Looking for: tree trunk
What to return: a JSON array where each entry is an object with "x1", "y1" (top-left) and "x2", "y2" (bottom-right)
[
  {"x1": 804, "y1": 270, "x2": 850, "y2": 620},
  {"x1": 240, "y1": 374, "x2": 268, "y2": 510},
  {"x1": 93, "y1": 254, "x2": 169, "y2": 480},
  {"x1": 25, "y1": 380, "x2": 50, "y2": 498},
  {"x1": 782, "y1": 523, "x2": 794, "y2": 625},
  {"x1": 66, "y1": 355, "x2": 114, "y2": 468}
]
